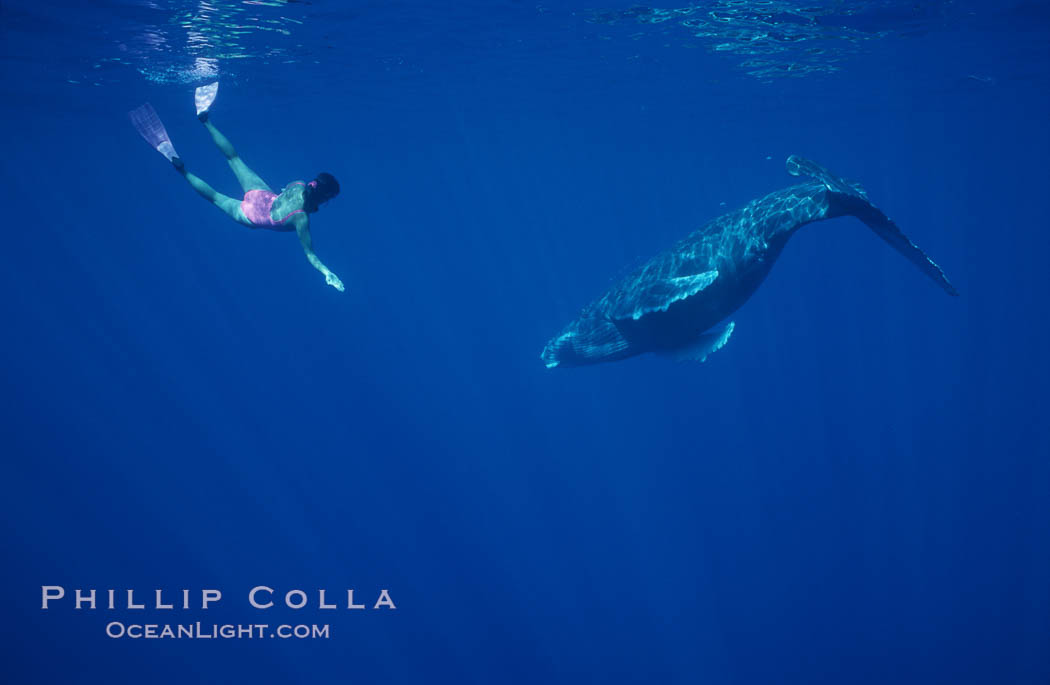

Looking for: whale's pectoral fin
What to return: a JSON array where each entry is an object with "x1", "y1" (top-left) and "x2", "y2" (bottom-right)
[
  {"x1": 659, "y1": 321, "x2": 735, "y2": 362},
  {"x1": 614, "y1": 270, "x2": 719, "y2": 321}
]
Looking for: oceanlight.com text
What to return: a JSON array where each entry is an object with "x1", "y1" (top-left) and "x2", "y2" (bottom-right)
[{"x1": 105, "y1": 622, "x2": 330, "y2": 640}]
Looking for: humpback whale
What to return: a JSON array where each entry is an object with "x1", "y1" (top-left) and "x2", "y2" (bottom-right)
[{"x1": 541, "y1": 156, "x2": 957, "y2": 369}]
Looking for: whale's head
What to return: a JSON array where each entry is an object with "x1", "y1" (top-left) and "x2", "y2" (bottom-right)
[
  {"x1": 541, "y1": 331, "x2": 575, "y2": 369},
  {"x1": 542, "y1": 315, "x2": 632, "y2": 369}
]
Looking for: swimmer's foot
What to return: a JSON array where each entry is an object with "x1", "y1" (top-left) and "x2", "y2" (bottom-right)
[
  {"x1": 171, "y1": 156, "x2": 186, "y2": 173},
  {"x1": 197, "y1": 110, "x2": 209, "y2": 124}
]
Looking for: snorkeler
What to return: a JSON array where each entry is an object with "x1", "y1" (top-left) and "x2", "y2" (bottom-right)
[{"x1": 129, "y1": 82, "x2": 345, "y2": 292}]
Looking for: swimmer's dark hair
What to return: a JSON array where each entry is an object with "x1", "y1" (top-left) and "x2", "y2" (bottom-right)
[{"x1": 303, "y1": 172, "x2": 340, "y2": 213}]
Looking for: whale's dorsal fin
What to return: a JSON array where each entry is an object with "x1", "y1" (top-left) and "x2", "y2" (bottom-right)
[
  {"x1": 659, "y1": 322, "x2": 735, "y2": 362},
  {"x1": 786, "y1": 155, "x2": 868, "y2": 199},
  {"x1": 612, "y1": 270, "x2": 719, "y2": 321}
]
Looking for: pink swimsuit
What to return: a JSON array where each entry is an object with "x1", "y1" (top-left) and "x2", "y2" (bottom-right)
[{"x1": 241, "y1": 182, "x2": 306, "y2": 229}]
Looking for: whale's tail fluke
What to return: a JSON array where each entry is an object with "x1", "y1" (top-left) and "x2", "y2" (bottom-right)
[
  {"x1": 834, "y1": 192, "x2": 959, "y2": 296},
  {"x1": 787, "y1": 155, "x2": 959, "y2": 296}
]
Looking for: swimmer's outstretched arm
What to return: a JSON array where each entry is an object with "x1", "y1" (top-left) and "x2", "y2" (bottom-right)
[{"x1": 293, "y1": 215, "x2": 344, "y2": 292}]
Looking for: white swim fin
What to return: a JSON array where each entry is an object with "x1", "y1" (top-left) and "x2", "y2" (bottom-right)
[
  {"x1": 129, "y1": 103, "x2": 178, "y2": 162},
  {"x1": 195, "y1": 81, "x2": 219, "y2": 116}
]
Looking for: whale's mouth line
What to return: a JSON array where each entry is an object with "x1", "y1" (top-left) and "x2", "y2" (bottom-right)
[{"x1": 540, "y1": 336, "x2": 567, "y2": 369}]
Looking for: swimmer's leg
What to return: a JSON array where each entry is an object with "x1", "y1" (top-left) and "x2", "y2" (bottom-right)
[
  {"x1": 178, "y1": 166, "x2": 249, "y2": 225},
  {"x1": 201, "y1": 120, "x2": 272, "y2": 193}
]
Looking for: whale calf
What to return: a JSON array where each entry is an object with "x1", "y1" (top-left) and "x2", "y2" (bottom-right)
[{"x1": 542, "y1": 156, "x2": 957, "y2": 369}]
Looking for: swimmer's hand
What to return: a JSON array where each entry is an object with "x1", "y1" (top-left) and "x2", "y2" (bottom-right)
[{"x1": 325, "y1": 271, "x2": 345, "y2": 292}]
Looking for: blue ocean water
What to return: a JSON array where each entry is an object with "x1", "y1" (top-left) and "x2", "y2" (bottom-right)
[{"x1": 2, "y1": 1, "x2": 1048, "y2": 682}]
